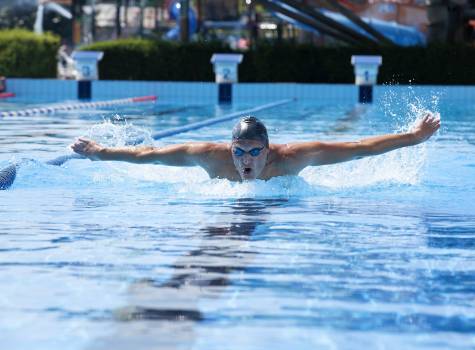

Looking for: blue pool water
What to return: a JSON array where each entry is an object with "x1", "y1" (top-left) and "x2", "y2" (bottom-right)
[{"x1": 1, "y1": 91, "x2": 474, "y2": 350}]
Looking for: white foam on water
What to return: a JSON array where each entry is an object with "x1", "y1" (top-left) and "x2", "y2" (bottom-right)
[
  {"x1": 298, "y1": 87, "x2": 441, "y2": 190},
  {"x1": 86, "y1": 116, "x2": 154, "y2": 147},
  {"x1": 88, "y1": 162, "x2": 318, "y2": 199},
  {"x1": 301, "y1": 144, "x2": 427, "y2": 189},
  {"x1": 303, "y1": 109, "x2": 437, "y2": 189}
]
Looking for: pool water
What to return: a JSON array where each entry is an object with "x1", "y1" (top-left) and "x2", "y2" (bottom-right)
[{"x1": 1, "y1": 91, "x2": 474, "y2": 350}]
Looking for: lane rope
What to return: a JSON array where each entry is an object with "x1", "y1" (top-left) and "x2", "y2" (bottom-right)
[
  {"x1": 0, "y1": 95, "x2": 157, "y2": 117},
  {"x1": 150, "y1": 98, "x2": 293, "y2": 140},
  {"x1": 0, "y1": 92, "x2": 15, "y2": 99}
]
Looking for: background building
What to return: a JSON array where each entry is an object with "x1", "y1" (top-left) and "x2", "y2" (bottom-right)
[{"x1": 0, "y1": 0, "x2": 473, "y2": 46}]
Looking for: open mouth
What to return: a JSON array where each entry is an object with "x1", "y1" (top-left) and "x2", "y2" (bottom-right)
[{"x1": 243, "y1": 167, "x2": 252, "y2": 175}]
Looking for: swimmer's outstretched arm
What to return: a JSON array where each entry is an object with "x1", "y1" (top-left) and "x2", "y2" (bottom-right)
[
  {"x1": 286, "y1": 113, "x2": 440, "y2": 168},
  {"x1": 71, "y1": 138, "x2": 211, "y2": 166}
]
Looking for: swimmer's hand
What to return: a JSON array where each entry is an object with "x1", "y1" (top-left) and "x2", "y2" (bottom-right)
[
  {"x1": 70, "y1": 137, "x2": 104, "y2": 160},
  {"x1": 411, "y1": 113, "x2": 441, "y2": 144}
]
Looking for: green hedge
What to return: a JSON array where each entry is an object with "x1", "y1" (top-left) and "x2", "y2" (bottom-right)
[
  {"x1": 81, "y1": 40, "x2": 475, "y2": 85},
  {"x1": 2, "y1": 32, "x2": 475, "y2": 84},
  {"x1": 243, "y1": 43, "x2": 475, "y2": 84},
  {"x1": 241, "y1": 43, "x2": 475, "y2": 84},
  {"x1": 0, "y1": 29, "x2": 60, "y2": 78},
  {"x1": 83, "y1": 39, "x2": 232, "y2": 81}
]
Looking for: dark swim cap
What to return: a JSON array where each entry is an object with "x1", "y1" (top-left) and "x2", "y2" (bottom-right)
[{"x1": 232, "y1": 116, "x2": 269, "y2": 147}]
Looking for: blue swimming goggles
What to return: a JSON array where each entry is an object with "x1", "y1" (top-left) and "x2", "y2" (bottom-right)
[{"x1": 233, "y1": 147, "x2": 265, "y2": 157}]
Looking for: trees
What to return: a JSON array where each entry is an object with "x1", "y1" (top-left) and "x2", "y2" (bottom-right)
[
  {"x1": 0, "y1": 3, "x2": 36, "y2": 30},
  {"x1": 0, "y1": 2, "x2": 72, "y2": 44}
]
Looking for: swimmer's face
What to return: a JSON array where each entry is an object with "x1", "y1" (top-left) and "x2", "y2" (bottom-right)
[{"x1": 231, "y1": 139, "x2": 269, "y2": 181}]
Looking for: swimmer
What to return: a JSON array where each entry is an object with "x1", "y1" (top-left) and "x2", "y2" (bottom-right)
[{"x1": 71, "y1": 114, "x2": 440, "y2": 182}]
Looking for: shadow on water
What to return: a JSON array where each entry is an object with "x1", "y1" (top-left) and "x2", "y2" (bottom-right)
[
  {"x1": 424, "y1": 213, "x2": 475, "y2": 250},
  {"x1": 327, "y1": 104, "x2": 368, "y2": 134},
  {"x1": 418, "y1": 212, "x2": 475, "y2": 299},
  {"x1": 89, "y1": 198, "x2": 288, "y2": 350}
]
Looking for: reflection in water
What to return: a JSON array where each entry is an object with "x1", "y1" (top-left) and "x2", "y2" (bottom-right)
[
  {"x1": 425, "y1": 213, "x2": 475, "y2": 250},
  {"x1": 91, "y1": 198, "x2": 287, "y2": 349},
  {"x1": 329, "y1": 104, "x2": 368, "y2": 134},
  {"x1": 419, "y1": 213, "x2": 475, "y2": 299}
]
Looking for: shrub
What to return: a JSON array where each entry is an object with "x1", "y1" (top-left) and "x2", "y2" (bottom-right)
[
  {"x1": 81, "y1": 39, "x2": 475, "y2": 85},
  {"x1": 4, "y1": 33, "x2": 475, "y2": 85},
  {"x1": 0, "y1": 29, "x2": 60, "y2": 78},
  {"x1": 83, "y1": 39, "x2": 231, "y2": 81}
]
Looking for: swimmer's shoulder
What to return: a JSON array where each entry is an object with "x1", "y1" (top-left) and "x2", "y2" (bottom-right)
[
  {"x1": 266, "y1": 143, "x2": 310, "y2": 175},
  {"x1": 187, "y1": 142, "x2": 236, "y2": 179},
  {"x1": 269, "y1": 143, "x2": 298, "y2": 160},
  {"x1": 264, "y1": 144, "x2": 291, "y2": 174},
  {"x1": 202, "y1": 142, "x2": 230, "y2": 155},
  {"x1": 271, "y1": 142, "x2": 326, "y2": 159},
  {"x1": 183, "y1": 142, "x2": 229, "y2": 154},
  {"x1": 184, "y1": 142, "x2": 231, "y2": 165}
]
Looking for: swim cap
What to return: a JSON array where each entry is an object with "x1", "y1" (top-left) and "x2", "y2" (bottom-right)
[{"x1": 232, "y1": 116, "x2": 269, "y2": 147}]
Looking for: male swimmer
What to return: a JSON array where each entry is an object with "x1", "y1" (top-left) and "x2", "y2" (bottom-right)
[{"x1": 71, "y1": 114, "x2": 440, "y2": 182}]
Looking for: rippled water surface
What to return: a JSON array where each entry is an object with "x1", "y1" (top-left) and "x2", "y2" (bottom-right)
[{"x1": 1, "y1": 91, "x2": 474, "y2": 350}]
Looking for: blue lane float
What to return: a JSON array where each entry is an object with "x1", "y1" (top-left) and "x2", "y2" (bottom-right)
[
  {"x1": 0, "y1": 98, "x2": 294, "y2": 190},
  {"x1": 149, "y1": 98, "x2": 294, "y2": 141},
  {"x1": 0, "y1": 95, "x2": 157, "y2": 118}
]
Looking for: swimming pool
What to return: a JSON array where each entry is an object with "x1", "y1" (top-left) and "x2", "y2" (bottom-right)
[{"x1": 1, "y1": 90, "x2": 474, "y2": 350}]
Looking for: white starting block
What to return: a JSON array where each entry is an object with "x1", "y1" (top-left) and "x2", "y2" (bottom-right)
[
  {"x1": 211, "y1": 53, "x2": 243, "y2": 103},
  {"x1": 71, "y1": 51, "x2": 104, "y2": 99},
  {"x1": 351, "y1": 55, "x2": 382, "y2": 103},
  {"x1": 71, "y1": 51, "x2": 104, "y2": 81}
]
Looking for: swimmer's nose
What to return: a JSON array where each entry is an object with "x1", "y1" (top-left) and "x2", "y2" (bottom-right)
[{"x1": 242, "y1": 155, "x2": 252, "y2": 165}]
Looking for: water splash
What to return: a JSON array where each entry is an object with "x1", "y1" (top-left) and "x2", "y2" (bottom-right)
[
  {"x1": 86, "y1": 117, "x2": 153, "y2": 147},
  {"x1": 303, "y1": 84, "x2": 442, "y2": 190},
  {"x1": 379, "y1": 84, "x2": 442, "y2": 131},
  {"x1": 302, "y1": 145, "x2": 426, "y2": 189}
]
